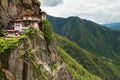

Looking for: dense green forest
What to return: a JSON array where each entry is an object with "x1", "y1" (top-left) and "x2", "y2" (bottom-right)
[
  {"x1": 58, "y1": 47, "x2": 101, "y2": 80},
  {"x1": 56, "y1": 34, "x2": 120, "y2": 80},
  {"x1": 47, "y1": 15, "x2": 120, "y2": 65},
  {"x1": 45, "y1": 15, "x2": 120, "y2": 79}
]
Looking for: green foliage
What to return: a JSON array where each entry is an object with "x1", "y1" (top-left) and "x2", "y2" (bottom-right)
[
  {"x1": 50, "y1": 62, "x2": 58, "y2": 70},
  {"x1": 56, "y1": 34, "x2": 120, "y2": 80},
  {"x1": 40, "y1": 19, "x2": 53, "y2": 45},
  {"x1": 24, "y1": 28, "x2": 37, "y2": 38},
  {"x1": 58, "y1": 47, "x2": 101, "y2": 80},
  {"x1": 0, "y1": 38, "x2": 20, "y2": 79},
  {"x1": 0, "y1": 28, "x2": 4, "y2": 37},
  {"x1": 48, "y1": 15, "x2": 120, "y2": 64},
  {"x1": 19, "y1": 48, "x2": 34, "y2": 59},
  {"x1": 32, "y1": 0, "x2": 40, "y2": 3},
  {"x1": 48, "y1": 15, "x2": 120, "y2": 79},
  {"x1": 0, "y1": 27, "x2": 48, "y2": 79},
  {"x1": 19, "y1": 47, "x2": 47, "y2": 80},
  {"x1": 0, "y1": 29, "x2": 33, "y2": 55},
  {"x1": 0, "y1": 38, "x2": 19, "y2": 54}
]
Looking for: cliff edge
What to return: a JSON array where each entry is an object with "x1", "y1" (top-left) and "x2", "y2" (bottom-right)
[{"x1": 0, "y1": 0, "x2": 72, "y2": 80}]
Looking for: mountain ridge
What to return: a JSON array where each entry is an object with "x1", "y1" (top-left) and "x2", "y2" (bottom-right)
[
  {"x1": 0, "y1": 0, "x2": 103, "y2": 79},
  {"x1": 56, "y1": 34, "x2": 120, "y2": 80},
  {"x1": 47, "y1": 15, "x2": 120, "y2": 58},
  {"x1": 1, "y1": 0, "x2": 120, "y2": 79},
  {"x1": 47, "y1": 14, "x2": 120, "y2": 67}
]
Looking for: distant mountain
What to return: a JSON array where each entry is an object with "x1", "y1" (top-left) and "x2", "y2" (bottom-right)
[
  {"x1": 47, "y1": 15, "x2": 120, "y2": 79},
  {"x1": 47, "y1": 15, "x2": 120, "y2": 65},
  {"x1": 104, "y1": 22, "x2": 120, "y2": 30}
]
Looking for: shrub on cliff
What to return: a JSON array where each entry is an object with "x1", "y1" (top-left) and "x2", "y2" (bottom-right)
[
  {"x1": 0, "y1": 17, "x2": 4, "y2": 37},
  {"x1": 0, "y1": 28, "x2": 4, "y2": 37},
  {"x1": 39, "y1": 20, "x2": 53, "y2": 45}
]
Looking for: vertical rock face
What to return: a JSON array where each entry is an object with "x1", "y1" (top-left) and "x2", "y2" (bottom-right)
[
  {"x1": 0, "y1": 0, "x2": 41, "y2": 28},
  {"x1": 5, "y1": 32, "x2": 72, "y2": 80},
  {"x1": 0, "y1": 0, "x2": 73, "y2": 79},
  {"x1": 8, "y1": 33, "x2": 50, "y2": 80}
]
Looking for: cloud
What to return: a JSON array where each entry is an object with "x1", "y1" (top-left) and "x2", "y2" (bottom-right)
[
  {"x1": 41, "y1": 0, "x2": 63, "y2": 7},
  {"x1": 41, "y1": 0, "x2": 120, "y2": 24}
]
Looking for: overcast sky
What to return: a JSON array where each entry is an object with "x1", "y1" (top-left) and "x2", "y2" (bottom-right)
[{"x1": 40, "y1": 0, "x2": 120, "y2": 24}]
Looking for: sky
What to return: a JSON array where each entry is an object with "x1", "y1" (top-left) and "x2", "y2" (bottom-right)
[{"x1": 40, "y1": 0, "x2": 120, "y2": 24}]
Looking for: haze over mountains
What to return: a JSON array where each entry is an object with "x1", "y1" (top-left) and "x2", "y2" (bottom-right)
[{"x1": 104, "y1": 22, "x2": 120, "y2": 30}]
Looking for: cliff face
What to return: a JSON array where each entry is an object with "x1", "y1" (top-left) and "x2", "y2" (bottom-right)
[
  {"x1": 0, "y1": 0, "x2": 41, "y2": 28},
  {"x1": 0, "y1": 29, "x2": 72, "y2": 80},
  {"x1": 8, "y1": 30, "x2": 54, "y2": 80},
  {"x1": 0, "y1": 0, "x2": 72, "y2": 79}
]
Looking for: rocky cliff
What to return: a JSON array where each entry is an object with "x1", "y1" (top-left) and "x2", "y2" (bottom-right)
[
  {"x1": 0, "y1": 0, "x2": 41, "y2": 28},
  {"x1": 0, "y1": 0, "x2": 72, "y2": 80},
  {"x1": 0, "y1": 28, "x2": 72, "y2": 80}
]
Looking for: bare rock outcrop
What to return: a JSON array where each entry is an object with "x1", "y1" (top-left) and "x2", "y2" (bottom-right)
[{"x1": 2, "y1": 68, "x2": 15, "y2": 80}]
